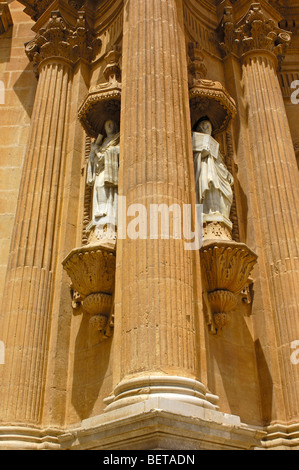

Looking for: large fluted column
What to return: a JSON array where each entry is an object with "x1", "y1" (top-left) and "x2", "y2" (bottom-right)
[
  {"x1": 0, "y1": 12, "x2": 99, "y2": 431},
  {"x1": 0, "y1": 61, "x2": 71, "y2": 425},
  {"x1": 108, "y1": 0, "x2": 215, "y2": 410},
  {"x1": 242, "y1": 53, "x2": 299, "y2": 421},
  {"x1": 222, "y1": 3, "x2": 299, "y2": 435}
]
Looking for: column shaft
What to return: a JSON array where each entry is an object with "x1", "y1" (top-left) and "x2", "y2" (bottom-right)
[
  {"x1": 242, "y1": 53, "x2": 299, "y2": 421},
  {"x1": 112, "y1": 0, "x2": 206, "y2": 398},
  {"x1": 0, "y1": 62, "x2": 72, "y2": 424}
]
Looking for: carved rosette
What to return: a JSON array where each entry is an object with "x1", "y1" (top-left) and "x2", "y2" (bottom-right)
[
  {"x1": 220, "y1": 3, "x2": 291, "y2": 64},
  {"x1": 62, "y1": 243, "x2": 116, "y2": 341},
  {"x1": 25, "y1": 11, "x2": 101, "y2": 75},
  {"x1": 200, "y1": 240, "x2": 257, "y2": 332}
]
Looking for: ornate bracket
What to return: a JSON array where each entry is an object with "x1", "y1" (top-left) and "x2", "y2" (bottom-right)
[
  {"x1": 200, "y1": 240, "x2": 257, "y2": 334},
  {"x1": 63, "y1": 242, "x2": 116, "y2": 342}
]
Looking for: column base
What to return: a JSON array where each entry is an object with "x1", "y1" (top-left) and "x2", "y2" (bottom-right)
[
  {"x1": 260, "y1": 423, "x2": 299, "y2": 450},
  {"x1": 0, "y1": 425, "x2": 62, "y2": 450},
  {"x1": 60, "y1": 396, "x2": 265, "y2": 450},
  {"x1": 103, "y1": 375, "x2": 219, "y2": 413}
]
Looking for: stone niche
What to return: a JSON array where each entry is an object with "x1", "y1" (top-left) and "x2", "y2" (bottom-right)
[{"x1": 63, "y1": 46, "x2": 122, "y2": 342}]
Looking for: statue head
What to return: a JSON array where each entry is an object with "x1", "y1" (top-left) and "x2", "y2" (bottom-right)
[
  {"x1": 104, "y1": 119, "x2": 118, "y2": 137},
  {"x1": 196, "y1": 119, "x2": 213, "y2": 136}
]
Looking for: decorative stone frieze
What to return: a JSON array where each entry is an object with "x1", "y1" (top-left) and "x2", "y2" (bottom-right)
[
  {"x1": 220, "y1": 3, "x2": 291, "y2": 63},
  {"x1": 25, "y1": 10, "x2": 101, "y2": 74}
]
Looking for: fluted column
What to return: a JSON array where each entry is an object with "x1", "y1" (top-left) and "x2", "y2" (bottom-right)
[
  {"x1": 242, "y1": 52, "x2": 299, "y2": 422},
  {"x1": 0, "y1": 61, "x2": 71, "y2": 425},
  {"x1": 222, "y1": 4, "x2": 299, "y2": 427},
  {"x1": 0, "y1": 11, "x2": 99, "y2": 427},
  {"x1": 109, "y1": 0, "x2": 214, "y2": 410}
]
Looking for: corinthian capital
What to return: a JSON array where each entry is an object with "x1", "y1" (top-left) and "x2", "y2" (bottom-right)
[
  {"x1": 220, "y1": 3, "x2": 291, "y2": 61},
  {"x1": 25, "y1": 11, "x2": 101, "y2": 75}
]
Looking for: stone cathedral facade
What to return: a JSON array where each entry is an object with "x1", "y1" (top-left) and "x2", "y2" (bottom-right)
[{"x1": 0, "y1": 0, "x2": 298, "y2": 450}]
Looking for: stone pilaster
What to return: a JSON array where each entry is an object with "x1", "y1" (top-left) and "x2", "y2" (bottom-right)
[
  {"x1": 107, "y1": 0, "x2": 215, "y2": 411},
  {"x1": 0, "y1": 11, "x2": 99, "y2": 428},
  {"x1": 222, "y1": 3, "x2": 299, "y2": 435}
]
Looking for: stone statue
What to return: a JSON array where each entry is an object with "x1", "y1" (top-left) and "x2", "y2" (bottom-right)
[
  {"x1": 192, "y1": 119, "x2": 234, "y2": 231},
  {"x1": 87, "y1": 120, "x2": 120, "y2": 240}
]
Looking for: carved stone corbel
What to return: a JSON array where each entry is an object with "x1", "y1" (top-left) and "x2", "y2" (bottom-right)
[
  {"x1": 63, "y1": 243, "x2": 116, "y2": 341},
  {"x1": 200, "y1": 240, "x2": 257, "y2": 333}
]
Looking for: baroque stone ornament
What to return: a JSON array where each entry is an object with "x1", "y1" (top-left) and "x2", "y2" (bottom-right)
[
  {"x1": 62, "y1": 243, "x2": 116, "y2": 341},
  {"x1": 78, "y1": 46, "x2": 122, "y2": 138},
  {"x1": 200, "y1": 240, "x2": 258, "y2": 333},
  {"x1": 188, "y1": 42, "x2": 237, "y2": 135},
  {"x1": 219, "y1": 3, "x2": 291, "y2": 62},
  {"x1": 25, "y1": 11, "x2": 101, "y2": 75}
]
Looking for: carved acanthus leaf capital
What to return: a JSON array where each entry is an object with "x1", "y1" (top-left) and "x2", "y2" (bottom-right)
[
  {"x1": 220, "y1": 3, "x2": 291, "y2": 62},
  {"x1": 25, "y1": 11, "x2": 101, "y2": 74}
]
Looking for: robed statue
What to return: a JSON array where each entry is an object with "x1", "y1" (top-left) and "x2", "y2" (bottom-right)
[
  {"x1": 192, "y1": 119, "x2": 234, "y2": 226},
  {"x1": 87, "y1": 120, "x2": 120, "y2": 240}
]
